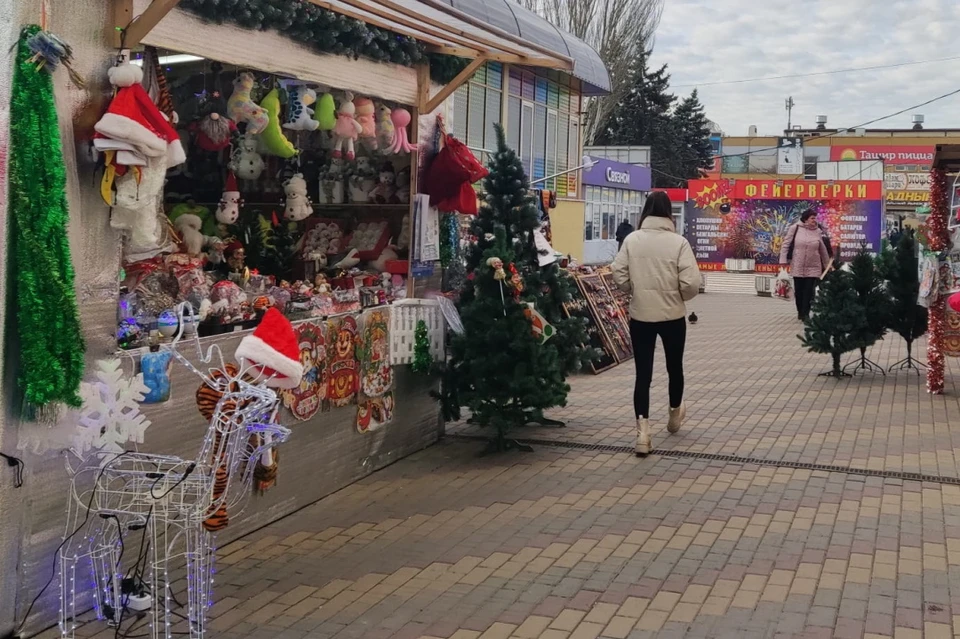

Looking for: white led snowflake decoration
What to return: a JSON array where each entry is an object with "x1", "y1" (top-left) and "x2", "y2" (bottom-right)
[{"x1": 70, "y1": 359, "x2": 151, "y2": 459}]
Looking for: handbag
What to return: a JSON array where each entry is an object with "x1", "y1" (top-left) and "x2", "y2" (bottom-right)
[{"x1": 422, "y1": 117, "x2": 488, "y2": 214}]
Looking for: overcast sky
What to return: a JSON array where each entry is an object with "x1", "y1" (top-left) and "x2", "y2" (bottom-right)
[{"x1": 649, "y1": 0, "x2": 959, "y2": 136}]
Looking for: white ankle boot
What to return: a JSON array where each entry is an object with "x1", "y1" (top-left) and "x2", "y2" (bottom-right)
[
  {"x1": 636, "y1": 418, "x2": 651, "y2": 456},
  {"x1": 667, "y1": 402, "x2": 685, "y2": 434}
]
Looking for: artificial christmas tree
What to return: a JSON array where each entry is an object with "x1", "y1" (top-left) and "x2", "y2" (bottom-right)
[
  {"x1": 886, "y1": 230, "x2": 928, "y2": 372},
  {"x1": 440, "y1": 229, "x2": 568, "y2": 452},
  {"x1": 799, "y1": 270, "x2": 871, "y2": 378},
  {"x1": 461, "y1": 124, "x2": 593, "y2": 380},
  {"x1": 437, "y1": 125, "x2": 590, "y2": 449},
  {"x1": 262, "y1": 217, "x2": 297, "y2": 283},
  {"x1": 843, "y1": 246, "x2": 891, "y2": 375}
]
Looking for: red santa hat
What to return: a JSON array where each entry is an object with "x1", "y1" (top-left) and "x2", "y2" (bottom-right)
[
  {"x1": 224, "y1": 172, "x2": 238, "y2": 193},
  {"x1": 235, "y1": 308, "x2": 303, "y2": 389},
  {"x1": 94, "y1": 63, "x2": 186, "y2": 168}
]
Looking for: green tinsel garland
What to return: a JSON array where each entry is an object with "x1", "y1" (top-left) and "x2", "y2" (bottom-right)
[
  {"x1": 411, "y1": 320, "x2": 431, "y2": 374},
  {"x1": 179, "y1": 0, "x2": 471, "y2": 83},
  {"x1": 8, "y1": 25, "x2": 86, "y2": 417}
]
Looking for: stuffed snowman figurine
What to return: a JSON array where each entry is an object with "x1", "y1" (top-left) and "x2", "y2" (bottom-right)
[
  {"x1": 332, "y1": 92, "x2": 363, "y2": 160},
  {"x1": 283, "y1": 173, "x2": 313, "y2": 222},
  {"x1": 216, "y1": 172, "x2": 243, "y2": 225},
  {"x1": 230, "y1": 133, "x2": 265, "y2": 181}
]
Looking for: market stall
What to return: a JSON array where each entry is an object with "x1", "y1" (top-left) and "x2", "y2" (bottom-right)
[{"x1": 0, "y1": 0, "x2": 613, "y2": 635}]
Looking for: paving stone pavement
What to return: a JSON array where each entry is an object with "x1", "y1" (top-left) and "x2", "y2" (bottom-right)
[{"x1": 53, "y1": 295, "x2": 960, "y2": 639}]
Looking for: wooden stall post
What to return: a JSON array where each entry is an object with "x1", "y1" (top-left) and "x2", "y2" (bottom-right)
[{"x1": 406, "y1": 62, "x2": 430, "y2": 299}]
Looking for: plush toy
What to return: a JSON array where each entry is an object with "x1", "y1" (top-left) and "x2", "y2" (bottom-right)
[
  {"x1": 174, "y1": 214, "x2": 208, "y2": 256},
  {"x1": 354, "y1": 97, "x2": 377, "y2": 149},
  {"x1": 369, "y1": 245, "x2": 399, "y2": 273},
  {"x1": 258, "y1": 88, "x2": 297, "y2": 158},
  {"x1": 315, "y1": 92, "x2": 337, "y2": 131},
  {"x1": 372, "y1": 163, "x2": 396, "y2": 204},
  {"x1": 332, "y1": 92, "x2": 363, "y2": 160},
  {"x1": 168, "y1": 202, "x2": 217, "y2": 237},
  {"x1": 216, "y1": 172, "x2": 243, "y2": 225},
  {"x1": 229, "y1": 133, "x2": 265, "y2": 181},
  {"x1": 228, "y1": 72, "x2": 269, "y2": 135},
  {"x1": 283, "y1": 84, "x2": 320, "y2": 132},
  {"x1": 388, "y1": 108, "x2": 416, "y2": 154},
  {"x1": 283, "y1": 173, "x2": 313, "y2": 222},
  {"x1": 395, "y1": 166, "x2": 411, "y2": 204},
  {"x1": 376, "y1": 104, "x2": 395, "y2": 150}
]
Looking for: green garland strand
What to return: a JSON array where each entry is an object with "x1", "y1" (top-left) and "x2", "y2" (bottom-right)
[
  {"x1": 179, "y1": 0, "x2": 470, "y2": 83},
  {"x1": 8, "y1": 25, "x2": 86, "y2": 417},
  {"x1": 411, "y1": 320, "x2": 431, "y2": 373}
]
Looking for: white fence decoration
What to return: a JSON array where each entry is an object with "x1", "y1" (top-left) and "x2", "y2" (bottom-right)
[{"x1": 390, "y1": 299, "x2": 446, "y2": 366}]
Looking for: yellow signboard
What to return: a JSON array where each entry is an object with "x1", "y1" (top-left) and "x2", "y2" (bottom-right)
[{"x1": 886, "y1": 190, "x2": 930, "y2": 204}]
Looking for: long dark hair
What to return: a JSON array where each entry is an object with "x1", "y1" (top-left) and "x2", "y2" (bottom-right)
[{"x1": 639, "y1": 191, "x2": 673, "y2": 229}]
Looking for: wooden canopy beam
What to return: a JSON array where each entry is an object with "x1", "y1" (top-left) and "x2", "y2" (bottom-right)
[
  {"x1": 426, "y1": 45, "x2": 572, "y2": 68},
  {"x1": 121, "y1": 0, "x2": 182, "y2": 48},
  {"x1": 422, "y1": 55, "x2": 486, "y2": 113}
]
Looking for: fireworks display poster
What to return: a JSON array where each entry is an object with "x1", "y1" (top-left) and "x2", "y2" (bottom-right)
[{"x1": 686, "y1": 180, "x2": 883, "y2": 272}]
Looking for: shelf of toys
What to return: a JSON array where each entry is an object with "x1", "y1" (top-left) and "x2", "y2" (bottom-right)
[{"x1": 107, "y1": 52, "x2": 423, "y2": 350}]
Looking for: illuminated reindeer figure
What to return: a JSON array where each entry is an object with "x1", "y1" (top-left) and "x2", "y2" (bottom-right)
[{"x1": 59, "y1": 306, "x2": 302, "y2": 639}]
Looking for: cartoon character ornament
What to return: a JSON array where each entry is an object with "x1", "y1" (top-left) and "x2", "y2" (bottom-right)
[
  {"x1": 507, "y1": 264, "x2": 524, "y2": 297},
  {"x1": 282, "y1": 173, "x2": 313, "y2": 222},
  {"x1": 487, "y1": 257, "x2": 506, "y2": 281},
  {"x1": 326, "y1": 315, "x2": 360, "y2": 407},
  {"x1": 216, "y1": 172, "x2": 243, "y2": 225},
  {"x1": 332, "y1": 91, "x2": 363, "y2": 160},
  {"x1": 283, "y1": 84, "x2": 320, "y2": 132}
]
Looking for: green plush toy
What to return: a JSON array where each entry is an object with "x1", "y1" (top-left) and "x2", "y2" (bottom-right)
[
  {"x1": 315, "y1": 92, "x2": 337, "y2": 131},
  {"x1": 168, "y1": 203, "x2": 217, "y2": 237},
  {"x1": 259, "y1": 89, "x2": 297, "y2": 158}
]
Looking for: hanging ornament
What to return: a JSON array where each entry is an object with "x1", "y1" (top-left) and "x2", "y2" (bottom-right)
[
  {"x1": 216, "y1": 172, "x2": 243, "y2": 225},
  {"x1": 8, "y1": 25, "x2": 86, "y2": 418},
  {"x1": 928, "y1": 168, "x2": 949, "y2": 394},
  {"x1": 507, "y1": 263, "x2": 524, "y2": 298}
]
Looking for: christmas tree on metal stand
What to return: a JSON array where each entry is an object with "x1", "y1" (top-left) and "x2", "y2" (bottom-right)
[
  {"x1": 843, "y1": 245, "x2": 891, "y2": 375},
  {"x1": 437, "y1": 124, "x2": 586, "y2": 449},
  {"x1": 800, "y1": 270, "x2": 872, "y2": 378},
  {"x1": 886, "y1": 230, "x2": 928, "y2": 373}
]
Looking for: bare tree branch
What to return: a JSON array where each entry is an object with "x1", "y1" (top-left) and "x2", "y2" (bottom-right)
[{"x1": 519, "y1": 0, "x2": 663, "y2": 143}]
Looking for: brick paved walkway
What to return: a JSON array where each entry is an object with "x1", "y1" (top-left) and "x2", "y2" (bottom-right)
[{"x1": 55, "y1": 295, "x2": 960, "y2": 639}]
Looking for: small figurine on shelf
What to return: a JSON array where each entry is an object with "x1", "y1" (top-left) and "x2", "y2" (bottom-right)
[
  {"x1": 224, "y1": 241, "x2": 251, "y2": 286},
  {"x1": 216, "y1": 172, "x2": 243, "y2": 225},
  {"x1": 372, "y1": 163, "x2": 397, "y2": 204},
  {"x1": 332, "y1": 91, "x2": 362, "y2": 160},
  {"x1": 282, "y1": 173, "x2": 313, "y2": 222}
]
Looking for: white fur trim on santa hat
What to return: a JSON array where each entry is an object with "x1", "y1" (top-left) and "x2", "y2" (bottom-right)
[
  {"x1": 235, "y1": 334, "x2": 304, "y2": 390},
  {"x1": 167, "y1": 138, "x2": 186, "y2": 168},
  {"x1": 96, "y1": 112, "x2": 167, "y2": 158}
]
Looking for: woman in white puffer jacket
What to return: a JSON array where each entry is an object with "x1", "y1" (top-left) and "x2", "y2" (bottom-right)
[{"x1": 612, "y1": 191, "x2": 701, "y2": 456}]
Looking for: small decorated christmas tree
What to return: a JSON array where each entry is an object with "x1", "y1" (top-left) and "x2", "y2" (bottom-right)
[
  {"x1": 441, "y1": 229, "x2": 568, "y2": 451},
  {"x1": 461, "y1": 124, "x2": 593, "y2": 378},
  {"x1": 886, "y1": 230, "x2": 928, "y2": 371},
  {"x1": 800, "y1": 270, "x2": 872, "y2": 378},
  {"x1": 844, "y1": 245, "x2": 891, "y2": 374}
]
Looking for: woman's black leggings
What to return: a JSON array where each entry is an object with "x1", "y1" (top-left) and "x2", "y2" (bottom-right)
[{"x1": 630, "y1": 318, "x2": 686, "y2": 419}]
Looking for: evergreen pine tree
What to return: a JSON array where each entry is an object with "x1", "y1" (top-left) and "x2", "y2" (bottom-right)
[
  {"x1": 886, "y1": 230, "x2": 928, "y2": 370},
  {"x1": 671, "y1": 90, "x2": 715, "y2": 180},
  {"x1": 593, "y1": 50, "x2": 680, "y2": 187},
  {"x1": 438, "y1": 124, "x2": 589, "y2": 445},
  {"x1": 799, "y1": 270, "x2": 872, "y2": 378},
  {"x1": 844, "y1": 246, "x2": 891, "y2": 374}
]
